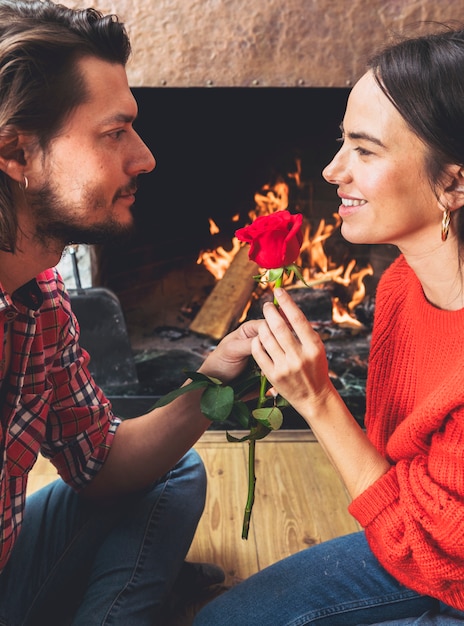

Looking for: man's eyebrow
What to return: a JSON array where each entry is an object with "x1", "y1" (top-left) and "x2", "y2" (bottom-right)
[
  {"x1": 99, "y1": 112, "x2": 137, "y2": 126},
  {"x1": 339, "y1": 123, "x2": 386, "y2": 148}
]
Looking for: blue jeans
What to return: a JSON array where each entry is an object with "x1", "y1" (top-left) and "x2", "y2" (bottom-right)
[
  {"x1": 0, "y1": 448, "x2": 206, "y2": 626},
  {"x1": 193, "y1": 531, "x2": 464, "y2": 625}
]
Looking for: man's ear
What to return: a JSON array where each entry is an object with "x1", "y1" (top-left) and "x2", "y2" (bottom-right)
[
  {"x1": 441, "y1": 165, "x2": 464, "y2": 211},
  {"x1": 0, "y1": 128, "x2": 28, "y2": 185}
]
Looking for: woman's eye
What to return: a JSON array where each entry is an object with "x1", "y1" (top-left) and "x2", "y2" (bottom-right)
[{"x1": 355, "y1": 146, "x2": 372, "y2": 156}]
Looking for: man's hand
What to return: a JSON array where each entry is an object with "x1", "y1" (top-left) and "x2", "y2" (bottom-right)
[{"x1": 198, "y1": 319, "x2": 262, "y2": 384}]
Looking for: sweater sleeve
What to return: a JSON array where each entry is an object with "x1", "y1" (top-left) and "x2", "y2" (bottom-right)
[{"x1": 348, "y1": 255, "x2": 464, "y2": 609}]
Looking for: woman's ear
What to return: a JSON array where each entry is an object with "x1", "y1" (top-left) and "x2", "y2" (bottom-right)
[{"x1": 441, "y1": 166, "x2": 464, "y2": 211}]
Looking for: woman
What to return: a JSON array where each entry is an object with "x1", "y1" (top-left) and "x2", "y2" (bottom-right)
[{"x1": 194, "y1": 26, "x2": 464, "y2": 625}]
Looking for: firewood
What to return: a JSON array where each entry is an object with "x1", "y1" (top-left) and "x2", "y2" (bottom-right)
[{"x1": 190, "y1": 246, "x2": 258, "y2": 339}]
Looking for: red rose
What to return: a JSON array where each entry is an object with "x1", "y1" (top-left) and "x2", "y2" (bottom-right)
[{"x1": 235, "y1": 210, "x2": 303, "y2": 269}]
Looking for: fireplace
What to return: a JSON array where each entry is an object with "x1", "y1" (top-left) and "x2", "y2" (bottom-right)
[
  {"x1": 96, "y1": 85, "x2": 374, "y2": 294},
  {"x1": 74, "y1": 84, "x2": 400, "y2": 428}
]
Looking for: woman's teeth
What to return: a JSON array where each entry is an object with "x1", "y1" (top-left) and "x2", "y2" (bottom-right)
[{"x1": 341, "y1": 198, "x2": 367, "y2": 207}]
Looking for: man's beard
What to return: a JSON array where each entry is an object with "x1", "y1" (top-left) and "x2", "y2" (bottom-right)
[{"x1": 29, "y1": 179, "x2": 137, "y2": 249}]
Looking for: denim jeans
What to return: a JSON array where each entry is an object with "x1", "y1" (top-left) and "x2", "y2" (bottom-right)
[
  {"x1": 193, "y1": 531, "x2": 464, "y2": 626},
  {"x1": 0, "y1": 448, "x2": 206, "y2": 626}
]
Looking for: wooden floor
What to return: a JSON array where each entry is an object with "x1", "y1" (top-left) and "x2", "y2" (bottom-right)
[
  {"x1": 27, "y1": 429, "x2": 360, "y2": 589},
  {"x1": 186, "y1": 430, "x2": 360, "y2": 586}
]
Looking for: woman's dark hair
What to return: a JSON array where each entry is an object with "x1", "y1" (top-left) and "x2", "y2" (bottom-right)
[
  {"x1": 368, "y1": 26, "x2": 464, "y2": 243},
  {"x1": 0, "y1": 0, "x2": 131, "y2": 251}
]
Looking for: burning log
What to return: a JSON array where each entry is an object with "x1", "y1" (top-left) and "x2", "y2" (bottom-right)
[{"x1": 189, "y1": 246, "x2": 259, "y2": 340}]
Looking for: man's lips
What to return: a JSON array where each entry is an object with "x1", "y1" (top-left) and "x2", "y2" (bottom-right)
[{"x1": 116, "y1": 187, "x2": 137, "y2": 202}]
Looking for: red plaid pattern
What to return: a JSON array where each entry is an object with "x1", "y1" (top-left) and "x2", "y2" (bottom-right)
[{"x1": 0, "y1": 268, "x2": 120, "y2": 572}]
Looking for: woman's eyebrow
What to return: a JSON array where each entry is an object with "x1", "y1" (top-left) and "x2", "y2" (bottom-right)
[{"x1": 339, "y1": 123, "x2": 386, "y2": 148}]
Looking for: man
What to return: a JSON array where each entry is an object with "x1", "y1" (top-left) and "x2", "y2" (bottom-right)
[{"x1": 0, "y1": 1, "x2": 258, "y2": 623}]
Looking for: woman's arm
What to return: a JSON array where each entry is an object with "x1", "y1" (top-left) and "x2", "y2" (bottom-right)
[{"x1": 251, "y1": 287, "x2": 390, "y2": 500}]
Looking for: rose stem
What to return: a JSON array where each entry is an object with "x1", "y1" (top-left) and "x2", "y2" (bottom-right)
[
  {"x1": 241, "y1": 275, "x2": 283, "y2": 540},
  {"x1": 242, "y1": 373, "x2": 267, "y2": 539}
]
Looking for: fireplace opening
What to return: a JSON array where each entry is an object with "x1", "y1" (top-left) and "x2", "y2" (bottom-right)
[
  {"x1": 98, "y1": 86, "x2": 353, "y2": 284},
  {"x1": 82, "y1": 87, "x2": 398, "y2": 426}
]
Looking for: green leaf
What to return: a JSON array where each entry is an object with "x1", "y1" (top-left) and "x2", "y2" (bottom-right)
[
  {"x1": 226, "y1": 423, "x2": 271, "y2": 443},
  {"x1": 183, "y1": 371, "x2": 223, "y2": 386},
  {"x1": 200, "y1": 384, "x2": 235, "y2": 422},
  {"x1": 226, "y1": 431, "x2": 249, "y2": 443},
  {"x1": 252, "y1": 406, "x2": 283, "y2": 430},
  {"x1": 153, "y1": 380, "x2": 209, "y2": 408},
  {"x1": 229, "y1": 400, "x2": 251, "y2": 428},
  {"x1": 267, "y1": 268, "x2": 284, "y2": 283},
  {"x1": 232, "y1": 372, "x2": 262, "y2": 399}
]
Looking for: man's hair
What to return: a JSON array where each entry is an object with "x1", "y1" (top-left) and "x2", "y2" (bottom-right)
[
  {"x1": 368, "y1": 26, "x2": 464, "y2": 243},
  {"x1": 0, "y1": 0, "x2": 131, "y2": 252}
]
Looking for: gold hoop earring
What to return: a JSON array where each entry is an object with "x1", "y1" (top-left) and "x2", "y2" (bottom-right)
[{"x1": 441, "y1": 207, "x2": 451, "y2": 242}]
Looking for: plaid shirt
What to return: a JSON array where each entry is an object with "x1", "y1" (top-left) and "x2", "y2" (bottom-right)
[{"x1": 0, "y1": 268, "x2": 120, "y2": 572}]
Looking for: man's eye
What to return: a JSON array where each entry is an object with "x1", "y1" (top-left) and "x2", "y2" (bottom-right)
[{"x1": 108, "y1": 130, "x2": 125, "y2": 140}]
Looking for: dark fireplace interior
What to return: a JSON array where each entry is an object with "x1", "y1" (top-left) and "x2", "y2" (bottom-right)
[
  {"x1": 98, "y1": 87, "x2": 355, "y2": 295},
  {"x1": 85, "y1": 87, "x2": 398, "y2": 426}
]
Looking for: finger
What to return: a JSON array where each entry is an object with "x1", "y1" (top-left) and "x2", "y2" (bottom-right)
[
  {"x1": 251, "y1": 334, "x2": 274, "y2": 372},
  {"x1": 237, "y1": 318, "x2": 262, "y2": 339},
  {"x1": 261, "y1": 300, "x2": 301, "y2": 352},
  {"x1": 273, "y1": 288, "x2": 317, "y2": 343}
]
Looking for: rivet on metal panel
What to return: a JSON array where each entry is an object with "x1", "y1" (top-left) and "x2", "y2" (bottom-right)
[
  {"x1": 252, "y1": 79, "x2": 260, "y2": 86},
  {"x1": 160, "y1": 79, "x2": 167, "y2": 86},
  {"x1": 206, "y1": 79, "x2": 214, "y2": 86},
  {"x1": 298, "y1": 79, "x2": 305, "y2": 86}
]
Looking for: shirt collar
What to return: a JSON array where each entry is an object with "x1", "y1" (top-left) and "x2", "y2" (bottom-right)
[{"x1": 0, "y1": 278, "x2": 44, "y2": 312}]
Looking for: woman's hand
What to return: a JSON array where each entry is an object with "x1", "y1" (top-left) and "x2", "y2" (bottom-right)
[{"x1": 251, "y1": 288, "x2": 333, "y2": 414}]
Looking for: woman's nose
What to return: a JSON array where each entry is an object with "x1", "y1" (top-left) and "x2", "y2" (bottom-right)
[{"x1": 322, "y1": 149, "x2": 345, "y2": 185}]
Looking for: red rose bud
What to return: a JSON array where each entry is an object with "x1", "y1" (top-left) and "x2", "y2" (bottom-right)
[{"x1": 235, "y1": 210, "x2": 303, "y2": 269}]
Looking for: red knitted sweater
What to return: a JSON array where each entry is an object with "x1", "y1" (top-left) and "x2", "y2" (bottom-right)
[{"x1": 348, "y1": 254, "x2": 464, "y2": 608}]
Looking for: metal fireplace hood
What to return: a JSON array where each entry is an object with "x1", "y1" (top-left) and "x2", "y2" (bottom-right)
[{"x1": 97, "y1": 0, "x2": 463, "y2": 89}]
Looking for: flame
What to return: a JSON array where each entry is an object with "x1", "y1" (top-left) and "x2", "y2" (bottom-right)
[
  {"x1": 251, "y1": 180, "x2": 289, "y2": 219},
  {"x1": 196, "y1": 236, "x2": 242, "y2": 281},
  {"x1": 299, "y1": 215, "x2": 341, "y2": 276},
  {"x1": 332, "y1": 297, "x2": 364, "y2": 330},
  {"x1": 208, "y1": 218, "x2": 220, "y2": 235}
]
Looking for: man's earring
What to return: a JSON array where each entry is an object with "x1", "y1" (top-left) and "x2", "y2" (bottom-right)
[
  {"x1": 19, "y1": 176, "x2": 28, "y2": 191},
  {"x1": 441, "y1": 207, "x2": 451, "y2": 242}
]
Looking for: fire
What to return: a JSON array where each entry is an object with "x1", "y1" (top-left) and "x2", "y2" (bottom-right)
[
  {"x1": 208, "y1": 218, "x2": 220, "y2": 235},
  {"x1": 332, "y1": 298, "x2": 364, "y2": 329},
  {"x1": 197, "y1": 180, "x2": 373, "y2": 330},
  {"x1": 196, "y1": 236, "x2": 242, "y2": 281},
  {"x1": 251, "y1": 180, "x2": 289, "y2": 218}
]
